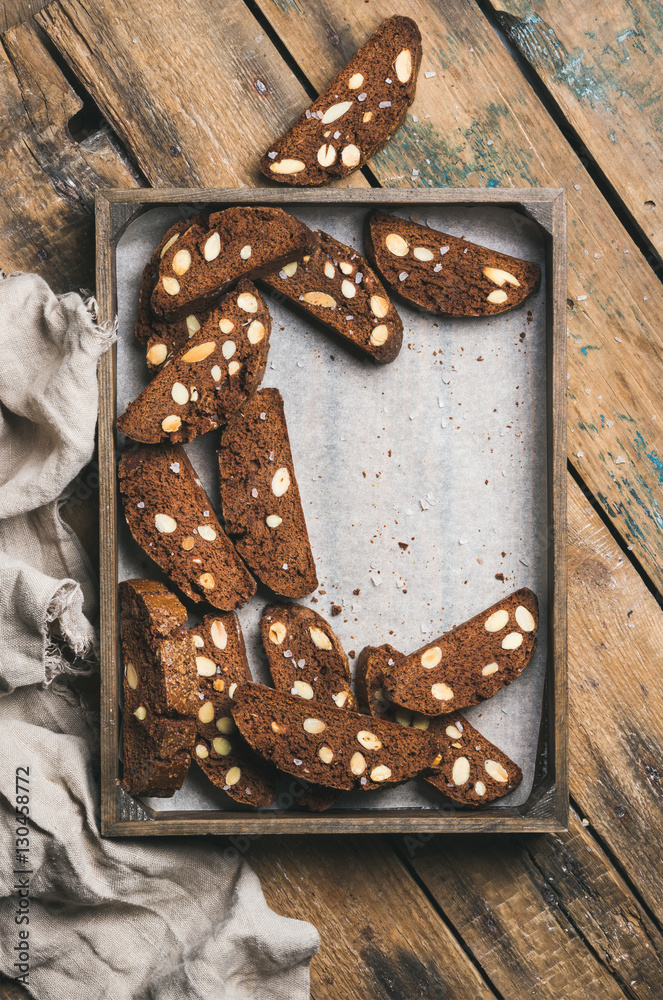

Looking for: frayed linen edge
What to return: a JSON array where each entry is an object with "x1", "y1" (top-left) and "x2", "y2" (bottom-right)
[{"x1": 43, "y1": 581, "x2": 98, "y2": 685}]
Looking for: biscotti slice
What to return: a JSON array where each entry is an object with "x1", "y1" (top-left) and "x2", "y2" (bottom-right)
[
  {"x1": 218, "y1": 388, "x2": 318, "y2": 598},
  {"x1": 151, "y1": 206, "x2": 316, "y2": 318},
  {"x1": 365, "y1": 212, "x2": 541, "y2": 316},
  {"x1": 120, "y1": 579, "x2": 197, "y2": 796},
  {"x1": 119, "y1": 280, "x2": 271, "y2": 444},
  {"x1": 383, "y1": 588, "x2": 539, "y2": 716},
  {"x1": 135, "y1": 215, "x2": 211, "y2": 371},
  {"x1": 190, "y1": 613, "x2": 279, "y2": 807},
  {"x1": 261, "y1": 231, "x2": 403, "y2": 363},
  {"x1": 423, "y1": 715, "x2": 522, "y2": 807},
  {"x1": 231, "y1": 683, "x2": 440, "y2": 791},
  {"x1": 355, "y1": 642, "x2": 401, "y2": 717},
  {"x1": 260, "y1": 16, "x2": 421, "y2": 186},
  {"x1": 261, "y1": 603, "x2": 356, "y2": 812},
  {"x1": 356, "y1": 643, "x2": 522, "y2": 807},
  {"x1": 119, "y1": 445, "x2": 256, "y2": 610},
  {"x1": 120, "y1": 578, "x2": 198, "y2": 718},
  {"x1": 260, "y1": 603, "x2": 356, "y2": 709},
  {"x1": 122, "y1": 715, "x2": 191, "y2": 798},
  {"x1": 135, "y1": 215, "x2": 207, "y2": 344}
]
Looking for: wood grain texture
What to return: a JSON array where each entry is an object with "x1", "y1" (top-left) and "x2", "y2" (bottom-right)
[
  {"x1": 252, "y1": 0, "x2": 663, "y2": 593},
  {"x1": 0, "y1": 979, "x2": 28, "y2": 1000},
  {"x1": 0, "y1": 20, "x2": 140, "y2": 291},
  {"x1": 489, "y1": 0, "x2": 663, "y2": 254},
  {"x1": 408, "y1": 808, "x2": 663, "y2": 1000},
  {"x1": 565, "y1": 475, "x2": 663, "y2": 917},
  {"x1": 36, "y1": 0, "x2": 367, "y2": 190},
  {"x1": 0, "y1": 0, "x2": 50, "y2": 32},
  {"x1": 248, "y1": 835, "x2": 498, "y2": 1000},
  {"x1": 402, "y1": 476, "x2": 663, "y2": 993}
]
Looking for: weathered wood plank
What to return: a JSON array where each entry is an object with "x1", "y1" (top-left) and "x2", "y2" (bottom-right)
[
  {"x1": 0, "y1": 20, "x2": 140, "y2": 291},
  {"x1": 0, "y1": 0, "x2": 50, "y2": 33},
  {"x1": 398, "y1": 474, "x2": 663, "y2": 992},
  {"x1": 564, "y1": 475, "x2": 663, "y2": 916},
  {"x1": 488, "y1": 0, "x2": 663, "y2": 255},
  {"x1": 0, "y1": 978, "x2": 29, "y2": 1000},
  {"x1": 250, "y1": 0, "x2": 663, "y2": 593},
  {"x1": 35, "y1": 0, "x2": 367, "y2": 190},
  {"x1": 248, "y1": 835, "x2": 498, "y2": 1000},
  {"x1": 518, "y1": 812, "x2": 663, "y2": 999},
  {"x1": 407, "y1": 808, "x2": 663, "y2": 1000}
]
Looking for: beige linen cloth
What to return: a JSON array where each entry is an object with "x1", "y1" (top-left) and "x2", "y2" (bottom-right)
[{"x1": 0, "y1": 273, "x2": 319, "y2": 999}]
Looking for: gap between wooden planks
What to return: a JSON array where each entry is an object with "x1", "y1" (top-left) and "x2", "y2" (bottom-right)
[
  {"x1": 0, "y1": 21, "x2": 141, "y2": 291},
  {"x1": 243, "y1": 0, "x2": 663, "y2": 594},
  {"x1": 0, "y1": 4, "x2": 662, "y2": 995},
  {"x1": 30, "y1": 0, "x2": 663, "y2": 591},
  {"x1": 249, "y1": 474, "x2": 663, "y2": 1000},
  {"x1": 483, "y1": 0, "x2": 663, "y2": 256}
]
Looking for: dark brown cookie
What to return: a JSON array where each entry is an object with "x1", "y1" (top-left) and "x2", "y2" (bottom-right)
[
  {"x1": 151, "y1": 206, "x2": 316, "y2": 317},
  {"x1": 356, "y1": 643, "x2": 522, "y2": 807},
  {"x1": 119, "y1": 280, "x2": 271, "y2": 444},
  {"x1": 135, "y1": 215, "x2": 211, "y2": 372},
  {"x1": 261, "y1": 231, "x2": 403, "y2": 363},
  {"x1": 261, "y1": 603, "x2": 357, "y2": 812},
  {"x1": 260, "y1": 603, "x2": 355, "y2": 709},
  {"x1": 190, "y1": 613, "x2": 279, "y2": 807},
  {"x1": 119, "y1": 445, "x2": 256, "y2": 611},
  {"x1": 260, "y1": 16, "x2": 421, "y2": 186},
  {"x1": 365, "y1": 212, "x2": 541, "y2": 316},
  {"x1": 231, "y1": 683, "x2": 441, "y2": 791},
  {"x1": 218, "y1": 388, "x2": 318, "y2": 598},
  {"x1": 120, "y1": 579, "x2": 197, "y2": 797},
  {"x1": 383, "y1": 589, "x2": 539, "y2": 716}
]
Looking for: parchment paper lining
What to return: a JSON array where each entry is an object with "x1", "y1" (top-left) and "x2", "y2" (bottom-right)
[{"x1": 115, "y1": 201, "x2": 548, "y2": 813}]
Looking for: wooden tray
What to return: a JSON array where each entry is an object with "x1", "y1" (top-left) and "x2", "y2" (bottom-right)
[{"x1": 96, "y1": 186, "x2": 567, "y2": 836}]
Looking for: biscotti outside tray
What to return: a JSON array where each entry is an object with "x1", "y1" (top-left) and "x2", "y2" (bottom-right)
[{"x1": 96, "y1": 187, "x2": 567, "y2": 836}]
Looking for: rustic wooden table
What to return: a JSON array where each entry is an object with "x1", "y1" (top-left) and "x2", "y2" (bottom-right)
[{"x1": 1, "y1": 0, "x2": 662, "y2": 996}]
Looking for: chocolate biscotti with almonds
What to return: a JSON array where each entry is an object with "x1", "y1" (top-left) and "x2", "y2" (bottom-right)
[
  {"x1": 356, "y1": 643, "x2": 522, "y2": 807},
  {"x1": 135, "y1": 215, "x2": 211, "y2": 372},
  {"x1": 119, "y1": 445, "x2": 256, "y2": 610},
  {"x1": 151, "y1": 206, "x2": 316, "y2": 318},
  {"x1": 365, "y1": 212, "x2": 541, "y2": 316},
  {"x1": 383, "y1": 588, "x2": 539, "y2": 716},
  {"x1": 260, "y1": 16, "x2": 421, "y2": 186},
  {"x1": 261, "y1": 231, "x2": 403, "y2": 363},
  {"x1": 261, "y1": 603, "x2": 356, "y2": 709},
  {"x1": 218, "y1": 388, "x2": 318, "y2": 598},
  {"x1": 120, "y1": 579, "x2": 197, "y2": 797},
  {"x1": 261, "y1": 603, "x2": 356, "y2": 812},
  {"x1": 424, "y1": 714, "x2": 522, "y2": 807},
  {"x1": 231, "y1": 683, "x2": 440, "y2": 791},
  {"x1": 119, "y1": 280, "x2": 271, "y2": 444},
  {"x1": 190, "y1": 613, "x2": 279, "y2": 807}
]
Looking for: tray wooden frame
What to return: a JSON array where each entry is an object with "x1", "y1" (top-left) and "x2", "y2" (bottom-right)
[{"x1": 96, "y1": 186, "x2": 567, "y2": 836}]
